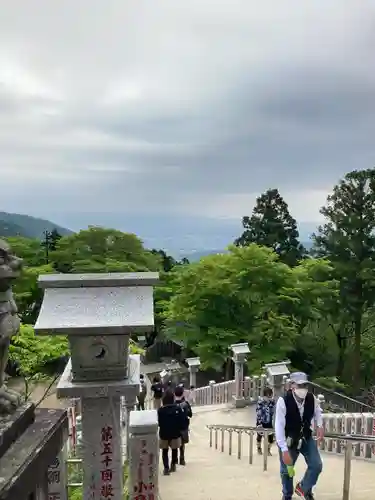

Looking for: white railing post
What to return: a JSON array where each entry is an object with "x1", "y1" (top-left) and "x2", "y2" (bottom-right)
[
  {"x1": 209, "y1": 380, "x2": 216, "y2": 404},
  {"x1": 252, "y1": 375, "x2": 259, "y2": 400},
  {"x1": 260, "y1": 373, "x2": 267, "y2": 396},
  {"x1": 244, "y1": 376, "x2": 251, "y2": 400}
]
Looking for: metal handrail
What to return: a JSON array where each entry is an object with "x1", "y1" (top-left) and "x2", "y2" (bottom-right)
[
  {"x1": 308, "y1": 381, "x2": 375, "y2": 412},
  {"x1": 206, "y1": 424, "x2": 375, "y2": 500}
]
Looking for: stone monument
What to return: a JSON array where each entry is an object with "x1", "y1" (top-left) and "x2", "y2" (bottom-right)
[
  {"x1": 0, "y1": 239, "x2": 22, "y2": 413},
  {"x1": 186, "y1": 357, "x2": 201, "y2": 387},
  {"x1": 264, "y1": 360, "x2": 291, "y2": 399},
  {"x1": 34, "y1": 272, "x2": 159, "y2": 500},
  {"x1": 231, "y1": 342, "x2": 250, "y2": 408}
]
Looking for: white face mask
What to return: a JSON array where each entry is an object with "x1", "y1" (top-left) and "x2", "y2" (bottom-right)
[{"x1": 294, "y1": 388, "x2": 308, "y2": 399}]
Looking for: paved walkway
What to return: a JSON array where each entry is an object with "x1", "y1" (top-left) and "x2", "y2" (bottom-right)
[{"x1": 159, "y1": 404, "x2": 374, "y2": 500}]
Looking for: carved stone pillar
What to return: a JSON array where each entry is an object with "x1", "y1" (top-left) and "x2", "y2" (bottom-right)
[
  {"x1": 186, "y1": 357, "x2": 201, "y2": 388},
  {"x1": 128, "y1": 410, "x2": 159, "y2": 500},
  {"x1": 230, "y1": 343, "x2": 250, "y2": 408}
]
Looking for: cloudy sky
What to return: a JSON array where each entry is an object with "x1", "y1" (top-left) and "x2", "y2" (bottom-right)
[{"x1": 1, "y1": 1, "x2": 375, "y2": 252}]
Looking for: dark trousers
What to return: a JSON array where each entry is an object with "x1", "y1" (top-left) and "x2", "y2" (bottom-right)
[
  {"x1": 137, "y1": 399, "x2": 145, "y2": 410},
  {"x1": 257, "y1": 424, "x2": 274, "y2": 445},
  {"x1": 162, "y1": 448, "x2": 178, "y2": 469},
  {"x1": 179, "y1": 443, "x2": 185, "y2": 461}
]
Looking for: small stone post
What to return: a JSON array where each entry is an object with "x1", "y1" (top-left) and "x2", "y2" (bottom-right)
[
  {"x1": 264, "y1": 361, "x2": 291, "y2": 400},
  {"x1": 128, "y1": 409, "x2": 159, "y2": 500},
  {"x1": 230, "y1": 342, "x2": 250, "y2": 408},
  {"x1": 364, "y1": 414, "x2": 374, "y2": 459},
  {"x1": 186, "y1": 357, "x2": 201, "y2": 387},
  {"x1": 35, "y1": 272, "x2": 159, "y2": 500},
  {"x1": 124, "y1": 398, "x2": 137, "y2": 459},
  {"x1": 47, "y1": 440, "x2": 68, "y2": 500}
]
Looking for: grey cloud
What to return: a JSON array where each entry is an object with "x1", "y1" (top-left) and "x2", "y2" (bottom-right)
[{"x1": 1, "y1": 0, "x2": 375, "y2": 250}]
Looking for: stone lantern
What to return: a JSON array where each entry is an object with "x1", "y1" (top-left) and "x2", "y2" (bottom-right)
[
  {"x1": 185, "y1": 357, "x2": 201, "y2": 387},
  {"x1": 231, "y1": 342, "x2": 250, "y2": 408},
  {"x1": 264, "y1": 360, "x2": 291, "y2": 399},
  {"x1": 34, "y1": 272, "x2": 159, "y2": 500}
]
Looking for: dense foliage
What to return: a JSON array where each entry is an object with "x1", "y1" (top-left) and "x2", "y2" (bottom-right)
[
  {"x1": 5, "y1": 168, "x2": 375, "y2": 403},
  {"x1": 8, "y1": 324, "x2": 69, "y2": 400},
  {"x1": 163, "y1": 245, "x2": 336, "y2": 376}
]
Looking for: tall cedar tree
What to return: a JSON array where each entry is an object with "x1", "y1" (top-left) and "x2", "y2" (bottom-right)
[
  {"x1": 313, "y1": 169, "x2": 375, "y2": 392},
  {"x1": 235, "y1": 188, "x2": 306, "y2": 267}
]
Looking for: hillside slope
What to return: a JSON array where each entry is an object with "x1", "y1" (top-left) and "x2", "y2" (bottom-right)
[{"x1": 0, "y1": 212, "x2": 73, "y2": 239}]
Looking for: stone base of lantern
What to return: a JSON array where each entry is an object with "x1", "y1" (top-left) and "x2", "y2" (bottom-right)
[
  {"x1": 56, "y1": 354, "x2": 140, "y2": 500},
  {"x1": 233, "y1": 395, "x2": 247, "y2": 408},
  {"x1": 56, "y1": 355, "x2": 140, "y2": 400}
]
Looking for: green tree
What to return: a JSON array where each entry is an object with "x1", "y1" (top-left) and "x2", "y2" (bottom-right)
[
  {"x1": 9, "y1": 324, "x2": 69, "y2": 401},
  {"x1": 235, "y1": 188, "x2": 306, "y2": 266},
  {"x1": 50, "y1": 227, "x2": 161, "y2": 273},
  {"x1": 4, "y1": 236, "x2": 55, "y2": 322},
  {"x1": 5, "y1": 236, "x2": 45, "y2": 266},
  {"x1": 41, "y1": 229, "x2": 62, "y2": 264},
  {"x1": 13, "y1": 264, "x2": 55, "y2": 323},
  {"x1": 313, "y1": 168, "x2": 375, "y2": 391},
  {"x1": 151, "y1": 249, "x2": 177, "y2": 272},
  {"x1": 165, "y1": 245, "x2": 307, "y2": 375},
  {"x1": 49, "y1": 228, "x2": 62, "y2": 251},
  {"x1": 284, "y1": 258, "x2": 338, "y2": 336}
]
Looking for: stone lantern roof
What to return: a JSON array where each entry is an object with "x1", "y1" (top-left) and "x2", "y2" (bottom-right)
[{"x1": 34, "y1": 272, "x2": 159, "y2": 335}]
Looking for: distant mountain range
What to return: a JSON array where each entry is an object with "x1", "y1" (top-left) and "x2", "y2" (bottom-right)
[
  {"x1": 0, "y1": 212, "x2": 73, "y2": 239},
  {"x1": 0, "y1": 211, "x2": 313, "y2": 261}
]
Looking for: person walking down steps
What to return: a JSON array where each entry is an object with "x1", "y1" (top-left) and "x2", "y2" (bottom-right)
[
  {"x1": 151, "y1": 375, "x2": 163, "y2": 409},
  {"x1": 137, "y1": 374, "x2": 147, "y2": 410},
  {"x1": 174, "y1": 385, "x2": 193, "y2": 466},
  {"x1": 275, "y1": 372, "x2": 324, "y2": 500},
  {"x1": 256, "y1": 387, "x2": 275, "y2": 456},
  {"x1": 157, "y1": 390, "x2": 185, "y2": 476}
]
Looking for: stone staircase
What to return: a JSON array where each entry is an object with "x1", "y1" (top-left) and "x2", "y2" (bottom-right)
[{"x1": 159, "y1": 404, "x2": 374, "y2": 500}]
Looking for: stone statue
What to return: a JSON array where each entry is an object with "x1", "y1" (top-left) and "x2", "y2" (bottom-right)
[{"x1": 0, "y1": 239, "x2": 22, "y2": 414}]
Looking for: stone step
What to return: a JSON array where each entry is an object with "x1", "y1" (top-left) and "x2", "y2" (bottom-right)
[{"x1": 159, "y1": 405, "x2": 374, "y2": 500}]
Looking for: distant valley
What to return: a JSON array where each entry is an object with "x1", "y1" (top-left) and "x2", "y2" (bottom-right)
[
  {"x1": 0, "y1": 211, "x2": 313, "y2": 261},
  {"x1": 177, "y1": 241, "x2": 313, "y2": 262}
]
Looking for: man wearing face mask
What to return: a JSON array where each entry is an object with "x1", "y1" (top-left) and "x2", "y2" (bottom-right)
[{"x1": 275, "y1": 372, "x2": 324, "y2": 500}]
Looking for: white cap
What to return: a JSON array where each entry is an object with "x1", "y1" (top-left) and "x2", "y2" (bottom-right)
[{"x1": 289, "y1": 372, "x2": 308, "y2": 385}]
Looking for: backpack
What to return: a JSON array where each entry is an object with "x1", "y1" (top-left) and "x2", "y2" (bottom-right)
[{"x1": 179, "y1": 400, "x2": 192, "y2": 419}]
